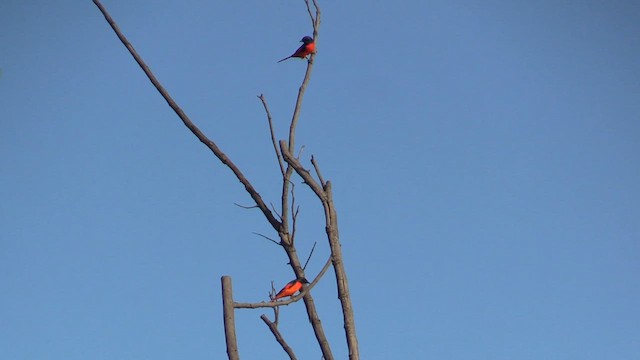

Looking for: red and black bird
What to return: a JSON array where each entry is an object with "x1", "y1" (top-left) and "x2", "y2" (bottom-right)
[
  {"x1": 278, "y1": 36, "x2": 315, "y2": 63},
  {"x1": 273, "y1": 277, "x2": 309, "y2": 300}
]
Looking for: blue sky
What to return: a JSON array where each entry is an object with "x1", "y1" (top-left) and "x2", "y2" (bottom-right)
[{"x1": 1, "y1": 1, "x2": 639, "y2": 359}]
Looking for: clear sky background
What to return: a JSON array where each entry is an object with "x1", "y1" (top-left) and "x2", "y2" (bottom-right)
[{"x1": 1, "y1": 1, "x2": 639, "y2": 359}]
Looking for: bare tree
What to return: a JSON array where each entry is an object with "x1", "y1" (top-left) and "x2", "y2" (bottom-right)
[{"x1": 92, "y1": 0, "x2": 359, "y2": 359}]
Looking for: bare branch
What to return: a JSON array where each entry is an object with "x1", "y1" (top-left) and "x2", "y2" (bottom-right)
[
  {"x1": 253, "y1": 232, "x2": 281, "y2": 246},
  {"x1": 281, "y1": 166, "x2": 294, "y2": 243},
  {"x1": 311, "y1": 155, "x2": 326, "y2": 187},
  {"x1": 291, "y1": 205, "x2": 300, "y2": 244},
  {"x1": 323, "y1": 183, "x2": 360, "y2": 360},
  {"x1": 270, "y1": 202, "x2": 283, "y2": 220},
  {"x1": 234, "y1": 202, "x2": 259, "y2": 209},
  {"x1": 297, "y1": 145, "x2": 306, "y2": 159},
  {"x1": 269, "y1": 282, "x2": 280, "y2": 323},
  {"x1": 280, "y1": 141, "x2": 326, "y2": 200},
  {"x1": 270, "y1": 280, "x2": 276, "y2": 299},
  {"x1": 304, "y1": 0, "x2": 315, "y2": 25},
  {"x1": 281, "y1": 6, "x2": 319, "y2": 242},
  {"x1": 221, "y1": 276, "x2": 240, "y2": 360},
  {"x1": 260, "y1": 314, "x2": 298, "y2": 360},
  {"x1": 287, "y1": 65, "x2": 315, "y2": 153},
  {"x1": 258, "y1": 94, "x2": 285, "y2": 177},
  {"x1": 290, "y1": 181, "x2": 299, "y2": 244},
  {"x1": 92, "y1": 0, "x2": 282, "y2": 232},
  {"x1": 314, "y1": 1, "x2": 321, "y2": 26},
  {"x1": 303, "y1": 241, "x2": 317, "y2": 271},
  {"x1": 286, "y1": 1, "x2": 319, "y2": 155},
  {"x1": 280, "y1": 148, "x2": 361, "y2": 359},
  {"x1": 310, "y1": 0, "x2": 322, "y2": 36},
  {"x1": 272, "y1": 299, "x2": 280, "y2": 324}
]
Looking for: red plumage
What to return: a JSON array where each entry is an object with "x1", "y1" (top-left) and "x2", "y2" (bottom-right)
[
  {"x1": 278, "y1": 36, "x2": 315, "y2": 63},
  {"x1": 273, "y1": 277, "x2": 309, "y2": 300}
]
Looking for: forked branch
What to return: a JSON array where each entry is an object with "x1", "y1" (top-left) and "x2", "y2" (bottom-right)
[
  {"x1": 279, "y1": 145, "x2": 360, "y2": 359},
  {"x1": 92, "y1": 0, "x2": 281, "y2": 231}
]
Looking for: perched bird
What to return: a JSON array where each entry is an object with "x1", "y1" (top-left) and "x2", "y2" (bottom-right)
[
  {"x1": 273, "y1": 277, "x2": 309, "y2": 300},
  {"x1": 278, "y1": 36, "x2": 315, "y2": 63}
]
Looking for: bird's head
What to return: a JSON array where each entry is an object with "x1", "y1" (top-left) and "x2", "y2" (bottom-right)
[
  {"x1": 300, "y1": 36, "x2": 314, "y2": 44},
  {"x1": 299, "y1": 277, "x2": 310, "y2": 284}
]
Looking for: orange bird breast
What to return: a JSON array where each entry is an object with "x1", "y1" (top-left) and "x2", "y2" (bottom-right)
[
  {"x1": 292, "y1": 42, "x2": 315, "y2": 58},
  {"x1": 302, "y1": 42, "x2": 315, "y2": 56}
]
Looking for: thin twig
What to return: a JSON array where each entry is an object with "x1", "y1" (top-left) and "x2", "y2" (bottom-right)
[
  {"x1": 312, "y1": 0, "x2": 321, "y2": 29},
  {"x1": 253, "y1": 232, "x2": 281, "y2": 246},
  {"x1": 234, "y1": 202, "x2": 259, "y2": 209},
  {"x1": 287, "y1": 65, "x2": 315, "y2": 153},
  {"x1": 303, "y1": 241, "x2": 317, "y2": 271},
  {"x1": 291, "y1": 205, "x2": 300, "y2": 244},
  {"x1": 269, "y1": 282, "x2": 280, "y2": 324},
  {"x1": 304, "y1": 0, "x2": 315, "y2": 24},
  {"x1": 290, "y1": 181, "x2": 298, "y2": 244},
  {"x1": 311, "y1": 155, "x2": 326, "y2": 187},
  {"x1": 91, "y1": 0, "x2": 282, "y2": 232},
  {"x1": 270, "y1": 202, "x2": 283, "y2": 220},
  {"x1": 258, "y1": 94, "x2": 285, "y2": 176},
  {"x1": 280, "y1": 141, "x2": 326, "y2": 200}
]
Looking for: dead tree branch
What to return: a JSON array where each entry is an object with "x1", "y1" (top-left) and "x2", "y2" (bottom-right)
[
  {"x1": 252, "y1": 232, "x2": 281, "y2": 246},
  {"x1": 311, "y1": 155, "x2": 326, "y2": 187},
  {"x1": 290, "y1": 182, "x2": 300, "y2": 245},
  {"x1": 280, "y1": 141, "x2": 325, "y2": 199},
  {"x1": 92, "y1": 0, "x2": 281, "y2": 232},
  {"x1": 280, "y1": 143, "x2": 360, "y2": 359},
  {"x1": 276, "y1": 236, "x2": 334, "y2": 360},
  {"x1": 221, "y1": 276, "x2": 240, "y2": 360},
  {"x1": 234, "y1": 202, "x2": 259, "y2": 209},
  {"x1": 303, "y1": 241, "x2": 317, "y2": 271},
  {"x1": 260, "y1": 314, "x2": 298, "y2": 360},
  {"x1": 258, "y1": 94, "x2": 285, "y2": 176},
  {"x1": 268, "y1": 3, "x2": 339, "y2": 357},
  {"x1": 281, "y1": 0, "x2": 321, "y2": 242},
  {"x1": 286, "y1": 47, "x2": 315, "y2": 153}
]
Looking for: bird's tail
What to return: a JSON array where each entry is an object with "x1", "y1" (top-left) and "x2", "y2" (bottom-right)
[{"x1": 277, "y1": 56, "x2": 291, "y2": 63}]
